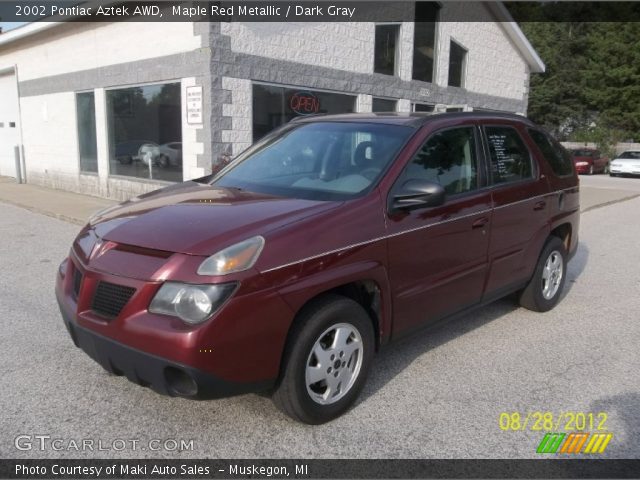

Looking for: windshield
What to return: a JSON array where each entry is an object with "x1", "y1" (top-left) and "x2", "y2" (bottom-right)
[
  {"x1": 618, "y1": 151, "x2": 640, "y2": 159},
  {"x1": 212, "y1": 122, "x2": 414, "y2": 201},
  {"x1": 571, "y1": 149, "x2": 596, "y2": 157}
]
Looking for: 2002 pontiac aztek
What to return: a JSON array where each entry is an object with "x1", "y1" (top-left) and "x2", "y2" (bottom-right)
[{"x1": 56, "y1": 112, "x2": 580, "y2": 424}]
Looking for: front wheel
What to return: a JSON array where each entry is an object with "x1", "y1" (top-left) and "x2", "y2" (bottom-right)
[
  {"x1": 519, "y1": 236, "x2": 567, "y2": 312},
  {"x1": 272, "y1": 295, "x2": 374, "y2": 424}
]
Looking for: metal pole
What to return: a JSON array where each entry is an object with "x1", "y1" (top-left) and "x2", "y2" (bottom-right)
[{"x1": 14, "y1": 145, "x2": 23, "y2": 184}]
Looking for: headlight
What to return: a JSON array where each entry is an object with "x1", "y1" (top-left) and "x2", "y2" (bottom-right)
[
  {"x1": 197, "y1": 236, "x2": 265, "y2": 276},
  {"x1": 575, "y1": 161, "x2": 589, "y2": 166},
  {"x1": 149, "y1": 282, "x2": 236, "y2": 324}
]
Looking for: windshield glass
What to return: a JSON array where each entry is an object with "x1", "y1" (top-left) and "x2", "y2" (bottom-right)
[
  {"x1": 212, "y1": 122, "x2": 414, "y2": 201},
  {"x1": 571, "y1": 149, "x2": 596, "y2": 157},
  {"x1": 618, "y1": 151, "x2": 640, "y2": 159}
]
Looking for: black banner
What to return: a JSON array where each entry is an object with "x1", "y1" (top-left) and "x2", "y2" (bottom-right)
[
  {"x1": 1, "y1": 459, "x2": 640, "y2": 479},
  {"x1": 3, "y1": 1, "x2": 640, "y2": 23}
]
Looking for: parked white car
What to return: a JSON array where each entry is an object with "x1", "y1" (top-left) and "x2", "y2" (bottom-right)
[
  {"x1": 138, "y1": 142, "x2": 182, "y2": 168},
  {"x1": 610, "y1": 151, "x2": 640, "y2": 177}
]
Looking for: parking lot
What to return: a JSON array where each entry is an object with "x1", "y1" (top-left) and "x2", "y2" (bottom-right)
[{"x1": 0, "y1": 175, "x2": 639, "y2": 459}]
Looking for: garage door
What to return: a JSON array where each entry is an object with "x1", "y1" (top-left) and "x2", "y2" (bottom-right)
[{"x1": 0, "y1": 70, "x2": 20, "y2": 178}]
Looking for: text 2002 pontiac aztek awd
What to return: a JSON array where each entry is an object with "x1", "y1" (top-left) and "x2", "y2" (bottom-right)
[{"x1": 56, "y1": 113, "x2": 579, "y2": 424}]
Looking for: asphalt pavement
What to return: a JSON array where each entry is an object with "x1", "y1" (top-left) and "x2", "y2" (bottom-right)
[{"x1": 0, "y1": 175, "x2": 639, "y2": 459}]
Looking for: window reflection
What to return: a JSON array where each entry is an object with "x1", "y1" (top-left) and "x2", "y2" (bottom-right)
[
  {"x1": 76, "y1": 92, "x2": 98, "y2": 173},
  {"x1": 107, "y1": 83, "x2": 182, "y2": 182},
  {"x1": 401, "y1": 127, "x2": 478, "y2": 195}
]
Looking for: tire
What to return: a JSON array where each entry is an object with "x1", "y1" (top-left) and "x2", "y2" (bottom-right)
[
  {"x1": 157, "y1": 155, "x2": 169, "y2": 168},
  {"x1": 519, "y1": 236, "x2": 567, "y2": 312},
  {"x1": 272, "y1": 294, "x2": 375, "y2": 424}
]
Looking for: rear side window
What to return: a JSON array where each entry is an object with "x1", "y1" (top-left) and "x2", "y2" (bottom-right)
[
  {"x1": 528, "y1": 129, "x2": 574, "y2": 176},
  {"x1": 485, "y1": 126, "x2": 533, "y2": 184},
  {"x1": 399, "y1": 127, "x2": 478, "y2": 196}
]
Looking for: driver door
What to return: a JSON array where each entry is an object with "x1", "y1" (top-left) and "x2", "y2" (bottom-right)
[{"x1": 386, "y1": 125, "x2": 492, "y2": 336}]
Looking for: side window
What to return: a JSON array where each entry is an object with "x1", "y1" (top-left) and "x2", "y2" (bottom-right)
[
  {"x1": 485, "y1": 126, "x2": 533, "y2": 184},
  {"x1": 527, "y1": 129, "x2": 573, "y2": 176},
  {"x1": 399, "y1": 127, "x2": 478, "y2": 196}
]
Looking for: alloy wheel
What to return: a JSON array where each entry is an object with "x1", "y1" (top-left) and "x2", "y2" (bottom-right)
[
  {"x1": 541, "y1": 250, "x2": 563, "y2": 300},
  {"x1": 305, "y1": 323, "x2": 363, "y2": 405}
]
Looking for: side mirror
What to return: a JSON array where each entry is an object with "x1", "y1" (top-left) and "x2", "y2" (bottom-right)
[{"x1": 390, "y1": 179, "x2": 446, "y2": 212}]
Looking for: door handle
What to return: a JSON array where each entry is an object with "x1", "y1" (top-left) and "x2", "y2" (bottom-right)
[
  {"x1": 471, "y1": 217, "x2": 489, "y2": 229},
  {"x1": 533, "y1": 201, "x2": 546, "y2": 211}
]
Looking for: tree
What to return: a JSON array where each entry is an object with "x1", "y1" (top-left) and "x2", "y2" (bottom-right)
[{"x1": 510, "y1": 4, "x2": 640, "y2": 145}]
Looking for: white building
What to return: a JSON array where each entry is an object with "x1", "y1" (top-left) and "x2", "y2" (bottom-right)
[{"x1": 0, "y1": 2, "x2": 544, "y2": 200}]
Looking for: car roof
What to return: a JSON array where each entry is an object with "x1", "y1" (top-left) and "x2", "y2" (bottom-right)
[{"x1": 290, "y1": 111, "x2": 537, "y2": 129}]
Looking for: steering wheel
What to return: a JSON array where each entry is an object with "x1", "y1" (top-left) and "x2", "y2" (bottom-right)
[{"x1": 360, "y1": 167, "x2": 381, "y2": 181}]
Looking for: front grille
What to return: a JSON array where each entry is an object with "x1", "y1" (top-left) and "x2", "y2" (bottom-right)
[
  {"x1": 72, "y1": 268, "x2": 83, "y2": 299},
  {"x1": 91, "y1": 281, "x2": 136, "y2": 319}
]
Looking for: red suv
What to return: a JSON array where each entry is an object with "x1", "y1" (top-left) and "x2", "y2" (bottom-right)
[{"x1": 56, "y1": 113, "x2": 579, "y2": 424}]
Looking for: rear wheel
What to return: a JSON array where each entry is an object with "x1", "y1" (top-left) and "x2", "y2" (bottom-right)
[
  {"x1": 272, "y1": 295, "x2": 374, "y2": 424},
  {"x1": 519, "y1": 236, "x2": 567, "y2": 312}
]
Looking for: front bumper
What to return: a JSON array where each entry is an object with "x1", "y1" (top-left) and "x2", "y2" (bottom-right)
[
  {"x1": 610, "y1": 164, "x2": 640, "y2": 176},
  {"x1": 58, "y1": 298, "x2": 274, "y2": 399}
]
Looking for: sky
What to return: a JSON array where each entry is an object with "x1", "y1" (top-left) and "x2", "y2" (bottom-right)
[{"x1": 0, "y1": 22, "x2": 28, "y2": 32}]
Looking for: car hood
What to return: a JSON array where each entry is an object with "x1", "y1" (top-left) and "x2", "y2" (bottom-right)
[
  {"x1": 612, "y1": 157, "x2": 640, "y2": 164},
  {"x1": 90, "y1": 181, "x2": 342, "y2": 255}
]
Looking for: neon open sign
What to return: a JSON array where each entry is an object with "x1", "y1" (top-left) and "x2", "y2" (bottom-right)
[{"x1": 289, "y1": 91, "x2": 320, "y2": 115}]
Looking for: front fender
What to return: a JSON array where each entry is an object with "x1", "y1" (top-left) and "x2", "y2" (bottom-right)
[{"x1": 274, "y1": 243, "x2": 393, "y2": 346}]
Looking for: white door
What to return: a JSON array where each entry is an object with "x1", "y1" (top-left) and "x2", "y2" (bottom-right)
[{"x1": 0, "y1": 70, "x2": 20, "y2": 178}]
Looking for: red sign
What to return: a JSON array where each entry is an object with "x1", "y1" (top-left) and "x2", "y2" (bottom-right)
[{"x1": 289, "y1": 92, "x2": 320, "y2": 115}]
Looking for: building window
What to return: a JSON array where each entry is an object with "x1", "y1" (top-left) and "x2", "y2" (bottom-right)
[
  {"x1": 399, "y1": 127, "x2": 478, "y2": 195},
  {"x1": 106, "y1": 83, "x2": 182, "y2": 182},
  {"x1": 252, "y1": 84, "x2": 356, "y2": 141},
  {"x1": 76, "y1": 92, "x2": 98, "y2": 173},
  {"x1": 413, "y1": 103, "x2": 435, "y2": 112},
  {"x1": 448, "y1": 40, "x2": 467, "y2": 88},
  {"x1": 485, "y1": 126, "x2": 533, "y2": 184},
  {"x1": 412, "y1": 2, "x2": 439, "y2": 83},
  {"x1": 374, "y1": 24, "x2": 400, "y2": 76},
  {"x1": 372, "y1": 97, "x2": 397, "y2": 112}
]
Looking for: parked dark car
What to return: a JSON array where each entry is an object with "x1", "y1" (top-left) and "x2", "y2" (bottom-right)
[
  {"x1": 570, "y1": 148, "x2": 609, "y2": 175},
  {"x1": 56, "y1": 113, "x2": 580, "y2": 424}
]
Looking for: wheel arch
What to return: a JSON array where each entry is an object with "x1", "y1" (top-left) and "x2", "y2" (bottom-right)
[
  {"x1": 550, "y1": 222, "x2": 572, "y2": 252},
  {"x1": 275, "y1": 269, "x2": 392, "y2": 384}
]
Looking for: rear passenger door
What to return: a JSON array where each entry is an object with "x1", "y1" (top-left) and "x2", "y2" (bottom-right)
[{"x1": 481, "y1": 123, "x2": 551, "y2": 299}]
